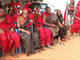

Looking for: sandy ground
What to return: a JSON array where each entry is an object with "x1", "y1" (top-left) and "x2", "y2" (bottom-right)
[{"x1": 0, "y1": 31, "x2": 80, "y2": 60}]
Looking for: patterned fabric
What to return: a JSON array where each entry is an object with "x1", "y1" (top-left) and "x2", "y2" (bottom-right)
[
  {"x1": 0, "y1": 15, "x2": 20, "y2": 52},
  {"x1": 46, "y1": 13, "x2": 59, "y2": 37},
  {"x1": 20, "y1": 19, "x2": 40, "y2": 55}
]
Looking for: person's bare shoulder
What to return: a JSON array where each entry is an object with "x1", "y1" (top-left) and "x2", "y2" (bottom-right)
[{"x1": 17, "y1": 16, "x2": 22, "y2": 20}]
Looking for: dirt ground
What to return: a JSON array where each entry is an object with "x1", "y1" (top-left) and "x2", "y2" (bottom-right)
[{"x1": 1, "y1": 31, "x2": 80, "y2": 60}]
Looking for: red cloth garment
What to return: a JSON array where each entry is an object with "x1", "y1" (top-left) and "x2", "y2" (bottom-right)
[
  {"x1": 15, "y1": 3, "x2": 21, "y2": 7},
  {"x1": 37, "y1": 28, "x2": 51, "y2": 46},
  {"x1": 10, "y1": 1, "x2": 15, "y2": 7},
  {"x1": 8, "y1": 32, "x2": 20, "y2": 49},
  {"x1": 24, "y1": 1, "x2": 31, "y2": 8},
  {"x1": 70, "y1": 3, "x2": 80, "y2": 35},
  {"x1": 0, "y1": 1, "x2": 1, "y2": 3},
  {"x1": 0, "y1": 15, "x2": 20, "y2": 52},
  {"x1": 12, "y1": 14, "x2": 18, "y2": 22},
  {"x1": 22, "y1": 7, "x2": 31, "y2": 13},
  {"x1": 6, "y1": 15, "x2": 16, "y2": 29},
  {"x1": 29, "y1": 14, "x2": 51, "y2": 47},
  {"x1": 0, "y1": 33, "x2": 8, "y2": 52},
  {"x1": 41, "y1": 12, "x2": 49, "y2": 18},
  {"x1": 77, "y1": 1, "x2": 80, "y2": 7},
  {"x1": 63, "y1": 9, "x2": 67, "y2": 22}
]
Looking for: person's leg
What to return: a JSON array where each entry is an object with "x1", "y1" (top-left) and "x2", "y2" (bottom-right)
[
  {"x1": 10, "y1": 32, "x2": 20, "y2": 57},
  {"x1": 0, "y1": 33, "x2": 7, "y2": 57},
  {"x1": 44, "y1": 28, "x2": 52, "y2": 48},
  {"x1": 78, "y1": 27, "x2": 80, "y2": 36},
  {"x1": 37, "y1": 28, "x2": 45, "y2": 50},
  {"x1": 57, "y1": 27, "x2": 65, "y2": 45},
  {"x1": 44, "y1": 28, "x2": 51, "y2": 45},
  {"x1": 70, "y1": 24, "x2": 79, "y2": 36}
]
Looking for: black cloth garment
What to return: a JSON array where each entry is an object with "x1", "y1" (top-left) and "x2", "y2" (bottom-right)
[
  {"x1": 20, "y1": 18, "x2": 40, "y2": 56},
  {"x1": 57, "y1": 14, "x2": 67, "y2": 39},
  {"x1": 58, "y1": 14, "x2": 63, "y2": 24},
  {"x1": 58, "y1": 26, "x2": 67, "y2": 39}
]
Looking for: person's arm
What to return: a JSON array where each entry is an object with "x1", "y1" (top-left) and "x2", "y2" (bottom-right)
[
  {"x1": 67, "y1": 4, "x2": 75, "y2": 11},
  {"x1": 58, "y1": 21, "x2": 63, "y2": 27},
  {"x1": 0, "y1": 29, "x2": 4, "y2": 34},
  {"x1": 17, "y1": 17, "x2": 30, "y2": 35},
  {"x1": 73, "y1": 9, "x2": 80, "y2": 21},
  {"x1": 43, "y1": 15, "x2": 57, "y2": 28}
]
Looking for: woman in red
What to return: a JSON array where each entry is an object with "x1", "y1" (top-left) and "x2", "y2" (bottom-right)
[
  {"x1": 70, "y1": 1, "x2": 80, "y2": 36},
  {"x1": 0, "y1": 5, "x2": 20, "y2": 57}
]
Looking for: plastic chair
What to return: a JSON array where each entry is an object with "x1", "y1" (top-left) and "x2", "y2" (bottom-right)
[{"x1": 14, "y1": 22, "x2": 22, "y2": 54}]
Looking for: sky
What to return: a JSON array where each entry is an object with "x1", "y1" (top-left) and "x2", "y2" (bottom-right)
[{"x1": 43, "y1": 0, "x2": 79, "y2": 15}]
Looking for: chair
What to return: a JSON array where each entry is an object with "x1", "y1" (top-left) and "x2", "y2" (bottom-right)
[{"x1": 14, "y1": 22, "x2": 22, "y2": 54}]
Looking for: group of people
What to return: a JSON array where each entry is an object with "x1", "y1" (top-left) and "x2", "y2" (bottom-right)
[{"x1": 0, "y1": 0, "x2": 80, "y2": 58}]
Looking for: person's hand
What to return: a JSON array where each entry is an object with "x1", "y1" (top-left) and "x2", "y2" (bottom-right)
[
  {"x1": 10, "y1": 28, "x2": 14, "y2": 33},
  {"x1": 51, "y1": 25, "x2": 57, "y2": 28},
  {"x1": 29, "y1": 20, "x2": 33, "y2": 23},
  {"x1": 0, "y1": 29, "x2": 4, "y2": 34},
  {"x1": 60, "y1": 24, "x2": 63, "y2": 27},
  {"x1": 25, "y1": 31, "x2": 30, "y2": 35},
  {"x1": 77, "y1": 17, "x2": 80, "y2": 21}
]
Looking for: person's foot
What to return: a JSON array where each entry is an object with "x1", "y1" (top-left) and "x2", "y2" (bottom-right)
[
  {"x1": 61, "y1": 39, "x2": 66, "y2": 41},
  {"x1": 35, "y1": 49, "x2": 40, "y2": 53},
  {"x1": 11, "y1": 53, "x2": 18, "y2": 58},
  {"x1": 40, "y1": 46, "x2": 45, "y2": 50},
  {"x1": 27, "y1": 54, "x2": 30, "y2": 56},
  {"x1": 51, "y1": 43, "x2": 55, "y2": 46},
  {"x1": 46, "y1": 45, "x2": 53, "y2": 49},
  {"x1": 58, "y1": 42, "x2": 65, "y2": 45},
  {"x1": 0, "y1": 55, "x2": 5, "y2": 58}
]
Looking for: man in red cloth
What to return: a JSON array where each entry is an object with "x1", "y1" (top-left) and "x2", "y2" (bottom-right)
[
  {"x1": 70, "y1": 1, "x2": 80, "y2": 36},
  {"x1": 0, "y1": 5, "x2": 20, "y2": 57},
  {"x1": 29, "y1": 6, "x2": 52, "y2": 49}
]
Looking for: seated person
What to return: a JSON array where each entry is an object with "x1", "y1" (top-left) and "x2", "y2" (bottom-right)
[
  {"x1": 0, "y1": 5, "x2": 20, "y2": 57},
  {"x1": 56, "y1": 9, "x2": 68, "y2": 41},
  {"x1": 17, "y1": 8, "x2": 40, "y2": 56}
]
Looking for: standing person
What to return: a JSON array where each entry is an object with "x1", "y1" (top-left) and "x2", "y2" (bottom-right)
[
  {"x1": 41, "y1": 7, "x2": 64, "y2": 45},
  {"x1": 15, "y1": 0, "x2": 21, "y2": 8},
  {"x1": 15, "y1": 0, "x2": 22, "y2": 15},
  {"x1": 65, "y1": 0, "x2": 75, "y2": 30},
  {"x1": 0, "y1": 5, "x2": 20, "y2": 57},
  {"x1": 24, "y1": 0, "x2": 31, "y2": 8},
  {"x1": 10, "y1": 0, "x2": 15, "y2": 8},
  {"x1": 29, "y1": 6, "x2": 52, "y2": 49},
  {"x1": 70, "y1": 1, "x2": 80, "y2": 36}
]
